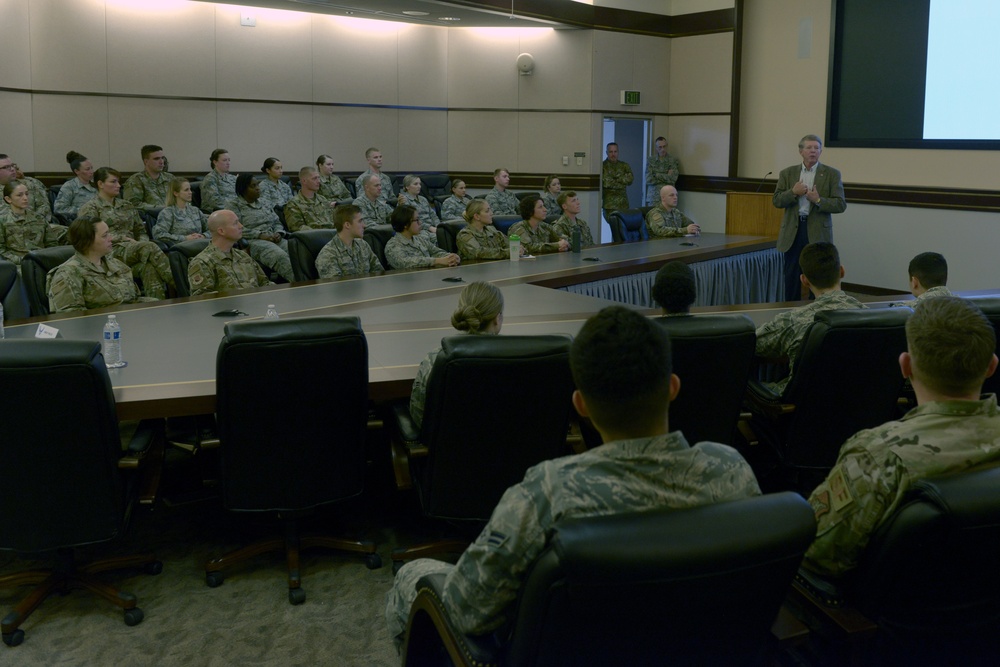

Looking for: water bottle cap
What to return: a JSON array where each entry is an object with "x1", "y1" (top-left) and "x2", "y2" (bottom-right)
[
  {"x1": 267, "y1": 304, "x2": 275, "y2": 308},
  {"x1": 509, "y1": 235, "x2": 520, "y2": 241}
]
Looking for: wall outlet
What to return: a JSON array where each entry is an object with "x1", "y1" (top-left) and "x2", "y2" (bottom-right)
[{"x1": 240, "y1": 13, "x2": 256, "y2": 27}]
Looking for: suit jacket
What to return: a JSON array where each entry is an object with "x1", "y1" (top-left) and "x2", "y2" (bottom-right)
[{"x1": 772, "y1": 163, "x2": 846, "y2": 252}]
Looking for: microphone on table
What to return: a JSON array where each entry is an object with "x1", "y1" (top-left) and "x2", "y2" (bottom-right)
[{"x1": 754, "y1": 171, "x2": 773, "y2": 193}]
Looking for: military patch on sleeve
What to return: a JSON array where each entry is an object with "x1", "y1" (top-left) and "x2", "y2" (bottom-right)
[
  {"x1": 190, "y1": 274, "x2": 204, "y2": 286},
  {"x1": 485, "y1": 531, "x2": 508, "y2": 549},
  {"x1": 811, "y1": 490, "x2": 831, "y2": 518},
  {"x1": 828, "y1": 468, "x2": 855, "y2": 512}
]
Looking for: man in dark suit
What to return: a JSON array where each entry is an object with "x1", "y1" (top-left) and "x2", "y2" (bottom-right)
[{"x1": 773, "y1": 135, "x2": 846, "y2": 301}]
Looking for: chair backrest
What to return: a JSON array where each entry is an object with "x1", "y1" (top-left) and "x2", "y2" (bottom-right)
[
  {"x1": 21, "y1": 245, "x2": 75, "y2": 316},
  {"x1": 968, "y1": 296, "x2": 1000, "y2": 397},
  {"x1": 0, "y1": 340, "x2": 124, "y2": 553},
  {"x1": 435, "y1": 221, "x2": 466, "y2": 254},
  {"x1": 655, "y1": 315, "x2": 756, "y2": 446},
  {"x1": 419, "y1": 173, "x2": 451, "y2": 201},
  {"x1": 503, "y1": 492, "x2": 816, "y2": 666},
  {"x1": 168, "y1": 239, "x2": 211, "y2": 297},
  {"x1": 189, "y1": 180, "x2": 202, "y2": 210},
  {"x1": 215, "y1": 317, "x2": 369, "y2": 512},
  {"x1": 782, "y1": 308, "x2": 911, "y2": 470},
  {"x1": 419, "y1": 334, "x2": 575, "y2": 522},
  {"x1": 342, "y1": 176, "x2": 356, "y2": 199},
  {"x1": 0, "y1": 259, "x2": 31, "y2": 320},
  {"x1": 492, "y1": 215, "x2": 520, "y2": 236},
  {"x1": 363, "y1": 224, "x2": 395, "y2": 270},
  {"x1": 610, "y1": 209, "x2": 649, "y2": 243},
  {"x1": 288, "y1": 229, "x2": 336, "y2": 282},
  {"x1": 846, "y1": 466, "x2": 1000, "y2": 650}
]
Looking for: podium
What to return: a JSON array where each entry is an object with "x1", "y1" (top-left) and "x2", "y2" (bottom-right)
[{"x1": 726, "y1": 192, "x2": 781, "y2": 238}]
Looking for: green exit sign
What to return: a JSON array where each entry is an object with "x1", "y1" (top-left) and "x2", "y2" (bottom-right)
[{"x1": 620, "y1": 90, "x2": 641, "y2": 106}]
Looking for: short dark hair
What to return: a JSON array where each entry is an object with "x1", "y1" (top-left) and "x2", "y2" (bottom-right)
[
  {"x1": 908, "y1": 252, "x2": 948, "y2": 288},
  {"x1": 390, "y1": 204, "x2": 417, "y2": 232},
  {"x1": 334, "y1": 204, "x2": 361, "y2": 232},
  {"x1": 606, "y1": 142, "x2": 618, "y2": 150},
  {"x1": 316, "y1": 154, "x2": 332, "y2": 167},
  {"x1": 557, "y1": 191, "x2": 577, "y2": 209},
  {"x1": 493, "y1": 168, "x2": 509, "y2": 178},
  {"x1": 652, "y1": 261, "x2": 696, "y2": 315},
  {"x1": 655, "y1": 136, "x2": 666, "y2": 143},
  {"x1": 210, "y1": 148, "x2": 228, "y2": 167},
  {"x1": 570, "y1": 306, "x2": 672, "y2": 433},
  {"x1": 518, "y1": 193, "x2": 542, "y2": 220},
  {"x1": 261, "y1": 157, "x2": 280, "y2": 174},
  {"x1": 93, "y1": 167, "x2": 121, "y2": 185},
  {"x1": 68, "y1": 216, "x2": 101, "y2": 253},
  {"x1": 907, "y1": 296, "x2": 995, "y2": 396},
  {"x1": 141, "y1": 145, "x2": 163, "y2": 160},
  {"x1": 799, "y1": 242, "x2": 841, "y2": 288},
  {"x1": 235, "y1": 173, "x2": 255, "y2": 198}
]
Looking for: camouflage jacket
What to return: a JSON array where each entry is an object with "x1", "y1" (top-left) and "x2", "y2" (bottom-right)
[
  {"x1": 78, "y1": 197, "x2": 148, "y2": 244},
  {"x1": 123, "y1": 170, "x2": 174, "y2": 211},
  {"x1": 200, "y1": 170, "x2": 237, "y2": 213},
  {"x1": 188, "y1": 244, "x2": 269, "y2": 296},
  {"x1": 457, "y1": 225, "x2": 508, "y2": 261},
  {"x1": 385, "y1": 233, "x2": 448, "y2": 270},
  {"x1": 54, "y1": 178, "x2": 97, "y2": 220},
  {"x1": 552, "y1": 215, "x2": 595, "y2": 248},
  {"x1": 284, "y1": 192, "x2": 335, "y2": 232},
  {"x1": 601, "y1": 160, "x2": 633, "y2": 210},
  {"x1": 485, "y1": 188, "x2": 519, "y2": 216},
  {"x1": 316, "y1": 234, "x2": 382, "y2": 279},
  {"x1": 46, "y1": 252, "x2": 142, "y2": 312},
  {"x1": 508, "y1": 219, "x2": 563, "y2": 254},
  {"x1": 646, "y1": 204, "x2": 694, "y2": 238},
  {"x1": 0, "y1": 209, "x2": 67, "y2": 265}
]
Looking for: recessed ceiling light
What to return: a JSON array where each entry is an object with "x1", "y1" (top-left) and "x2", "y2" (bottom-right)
[
  {"x1": 403, "y1": 10, "x2": 430, "y2": 16},
  {"x1": 438, "y1": 16, "x2": 461, "y2": 21}
]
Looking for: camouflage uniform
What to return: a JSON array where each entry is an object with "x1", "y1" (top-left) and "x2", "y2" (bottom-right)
[
  {"x1": 319, "y1": 174, "x2": 351, "y2": 201},
  {"x1": 284, "y1": 192, "x2": 335, "y2": 232},
  {"x1": 352, "y1": 195, "x2": 393, "y2": 228},
  {"x1": 541, "y1": 192, "x2": 561, "y2": 218},
  {"x1": 54, "y1": 178, "x2": 97, "y2": 220},
  {"x1": 889, "y1": 285, "x2": 954, "y2": 308},
  {"x1": 440, "y1": 195, "x2": 472, "y2": 221},
  {"x1": 23, "y1": 175, "x2": 53, "y2": 221},
  {"x1": 646, "y1": 204, "x2": 694, "y2": 238},
  {"x1": 601, "y1": 159, "x2": 633, "y2": 215},
  {"x1": 0, "y1": 209, "x2": 68, "y2": 267},
  {"x1": 123, "y1": 170, "x2": 174, "y2": 211},
  {"x1": 386, "y1": 431, "x2": 761, "y2": 642},
  {"x1": 188, "y1": 243, "x2": 269, "y2": 296},
  {"x1": 457, "y1": 225, "x2": 508, "y2": 261},
  {"x1": 399, "y1": 193, "x2": 440, "y2": 228},
  {"x1": 385, "y1": 233, "x2": 450, "y2": 270},
  {"x1": 257, "y1": 178, "x2": 293, "y2": 212},
  {"x1": 804, "y1": 395, "x2": 1000, "y2": 577},
  {"x1": 552, "y1": 214, "x2": 595, "y2": 248},
  {"x1": 77, "y1": 197, "x2": 174, "y2": 299},
  {"x1": 153, "y1": 205, "x2": 209, "y2": 243},
  {"x1": 485, "y1": 188, "x2": 519, "y2": 216},
  {"x1": 755, "y1": 290, "x2": 867, "y2": 394},
  {"x1": 508, "y1": 219, "x2": 564, "y2": 254},
  {"x1": 225, "y1": 197, "x2": 294, "y2": 283},
  {"x1": 354, "y1": 170, "x2": 394, "y2": 203},
  {"x1": 408, "y1": 348, "x2": 440, "y2": 431},
  {"x1": 315, "y1": 234, "x2": 383, "y2": 279},
  {"x1": 46, "y1": 252, "x2": 150, "y2": 312},
  {"x1": 200, "y1": 170, "x2": 237, "y2": 213},
  {"x1": 645, "y1": 153, "x2": 680, "y2": 205}
]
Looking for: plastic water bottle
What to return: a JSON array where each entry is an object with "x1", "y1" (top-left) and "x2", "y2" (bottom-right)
[
  {"x1": 509, "y1": 234, "x2": 520, "y2": 262},
  {"x1": 265, "y1": 304, "x2": 279, "y2": 320},
  {"x1": 571, "y1": 227, "x2": 582, "y2": 253},
  {"x1": 102, "y1": 315, "x2": 125, "y2": 368}
]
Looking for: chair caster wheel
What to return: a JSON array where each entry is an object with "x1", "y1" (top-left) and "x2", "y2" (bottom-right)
[
  {"x1": 2, "y1": 629, "x2": 24, "y2": 647},
  {"x1": 392, "y1": 560, "x2": 404, "y2": 575},
  {"x1": 365, "y1": 553, "x2": 383, "y2": 570},
  {"x1": 206, "y1": 572, "x2": 224, "y2": 588},
  {"x1": 124, "y1": 607, "x2": 144, "y2": 626},
  {"x1": 288, "y1": 587, "x2": 306, "y2": 605},
  {"x1": 145, "y1": 560, "x2": 164, "y2": 575}
]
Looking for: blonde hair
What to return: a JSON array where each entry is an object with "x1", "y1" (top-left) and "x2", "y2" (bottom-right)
[
  {"x1": 463, "y1": 199, "x2": 489, "y2": 223},
  {"x1": 166, "y1": 177, "x2": 189, "y2": 207},
  {"x1": 451, "y1": 282, "x2": 503, "y2": 334}
]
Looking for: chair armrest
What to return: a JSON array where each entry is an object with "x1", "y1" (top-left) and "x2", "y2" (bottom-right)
[
  {"x1": 403, "y1": 573, "x2": 502, "y2": 667},
  {"x1": 118, "y1": 418, "x2": 166, "y2": 505},
  {"x1": 393, "y1": 401, "x2": 422, "y2": 445},
  {"x1": 786, "y1": 571, "x2": 877, "y2": 646},
  {"x1": 745, "y1": 379, "x2": 796, "y2": 418},
  {"x1": 390, "y1": 401, "x2": 427, "y2": 491}
]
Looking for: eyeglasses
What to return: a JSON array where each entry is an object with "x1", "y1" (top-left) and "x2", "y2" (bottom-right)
[{"x1": 0, "y1": 164, "x2": 16, "y2": 171}]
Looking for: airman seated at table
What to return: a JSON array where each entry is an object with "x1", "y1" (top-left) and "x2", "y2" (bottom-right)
[
  {"x1": 188, "y1": 210, "x2": 270, "y2": 296},
  {"x1": 551, "y1": 191, "x2": 595, "y2": 248},
  {"x1": 316, "y1": 204, "x2": 383, "y2": 279},
  {"x1": 645, "y1": 186, "x2": 700, "y2": 238},
  {"x1": 123, "y1": 144, "x2": 174, "y2": 212},
  {"x1": 457, "y1": 200, "x2": 513, "y2": 261},
  {"x1": 0, "y1": 180, "x2": 68, "y2": 269},
  {"x1": 353, "y1": 173, "x2": 393, "y2": 228},
  {"x1": 0, "y1": 154, "x2": 52, "y2": 221},
  {"x1": 890, "y1": 251, "x2": 953, "y2": 308},
  {"x1": 284, "y1": 166, "x2": 335, "y2": 232},
  {"x1": 386, "y1": 305, "x2": 761, "y2": 648},
  {"x1": 384, "y1": 205, "x2": 460, "y2": 270},
  {"x1": 484, "y1": 168, "x2": 519, "y2": 216},
  {"x1": 154, "y1": 177, "x2": 210, "y2": 244},
  {"x1": 508, "y1": 194, "x2": 569, "y2": 255}
]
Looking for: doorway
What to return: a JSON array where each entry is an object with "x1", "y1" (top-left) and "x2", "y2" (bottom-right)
[{"x1": 601, "y1": 117, "x2": 652, "y2": 242}]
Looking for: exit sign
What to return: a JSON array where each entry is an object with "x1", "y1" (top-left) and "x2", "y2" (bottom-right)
[{"x1": 620, "y1": 90, "x2": 641, "y2": 105}]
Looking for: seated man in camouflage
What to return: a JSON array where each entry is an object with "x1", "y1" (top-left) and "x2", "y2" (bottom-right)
[
  {"x1": 551, "y1": 191, "x2": 595, "y2": 248},
  {"x1": 188, "y1": 209, "x2": 270, "y2": 296},
  {"x1": 385, "y1": 305, "x2": 760, "y2": 649},
  {"x1": 484, "y1": 168, "x2": 519, "y2": 216},
  {"x1": 803, "y1": 296, "x2": 1000, "y2": 577},
  {"x1": 2, "y1": 156, "x2": 53, "y2": 221},
  {"x1": 284, "y1": 166, "x2": 335, "y2": 232},
  {"x1": 123, "y1": 144, "x2": 174, "y2": 212},
  {"x1": 890, "y1": 251, "x2": 953, "y2": 308},
  {"x1": 316, "y1": 204, "x2": 383, "y2": 279},
  {"x1": 645, "y1": 185, "x2": 700, "y2": 238},
  {"x1": 754, "y1": 242, "x2": 865, "y2": 393},
  {"x1": 353, "y1": 173, "x2": 393, "y2": 228}
]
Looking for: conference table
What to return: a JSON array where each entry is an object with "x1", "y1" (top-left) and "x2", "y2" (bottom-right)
[{"x1": 5, "y1": 233, "x2": 780, "y2": 420}]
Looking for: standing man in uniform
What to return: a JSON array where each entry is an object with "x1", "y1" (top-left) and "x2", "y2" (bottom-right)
[
  {"x1": 645, "y1": 136, "x2": 679, "y2": 206},
  {"x1": 601, "y1": 142, "x2": 633, "y2": 225},
  {"x1": 123, "y1": 145, "x2": 174, "y2": 212},
  {"x1": 354, "y1": 148, "x2": 394, "y2": 203},
  {"x1": 773, "y1": 135, "x2": 846, "y2": 301}
]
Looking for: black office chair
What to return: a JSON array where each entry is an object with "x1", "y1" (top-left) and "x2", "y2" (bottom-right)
[
  {"x1": 492, "y1": 215, "x2": 520, "y2": 236},
  {"x1": 363, "y1": 223, "x2": 395, "y2": 270},
  {"x1": 206, "y1": 317, "x2": 381, "y2": 605},
  {"x1": 391, "y1": 334, "x2": 575, "y2": 567},
  {"x1": 167, "y1": 239, "x2": 210, "y2": 298},
  {"x1": 968, "y1": 296, "x2": 1000, "y2": 397},
  {"x1": 403, "y1": 492, "x2": 816, "y2": 667},
  {"x1": 21, "y1": 245, "x2": 75, "y2": 316},
  {"x1": 435, "y1": 221, "x2": 466, "y2": 254},
  {"x1": 514, "y1": 191, "x2": 538, "y2": 202},
  {"x1": 0, "y1": 340, "x2": 163, "y2": 647},
  {"x1": 189, "y1": 180, "x2": 202, "y2": 211},
  {"x1": 0, "y1": 259, "x2": 30, "y2": 320},
  {"x1": 609, "y1": 208, "x2": 649, "y2": 243},
  {"x1": 744, "y1": 308, "x2": 911, "y2": 493},
  {"x1": 420, "y1": 173, "x2": 451, "y2": 202},
  {"x1": 288, "y1": 229, "x2": 336, "y2": 281},
  {"x1": 342, "y1": 176, "x2": 357, "y2": 199},
  {"x1": 655, "y1": 314, "x2": 756, "y2": 446}
]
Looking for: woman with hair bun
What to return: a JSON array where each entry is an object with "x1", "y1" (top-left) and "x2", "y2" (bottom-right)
[
  {"x1": 258, "y1": 157, "x2": 292, "y2": 211},
  {"x1": 53, "y1": 151, "x2": 97, "y2": 220},
  {"x1": 409, "y1": 281, "x2": 504, "y2": 428},
  {"x1": 201, "y1": 148, "x2": 236, "y2": 213},
  {"x1": 456, "y1": 200, "x2": 513, "y2": 261}
]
